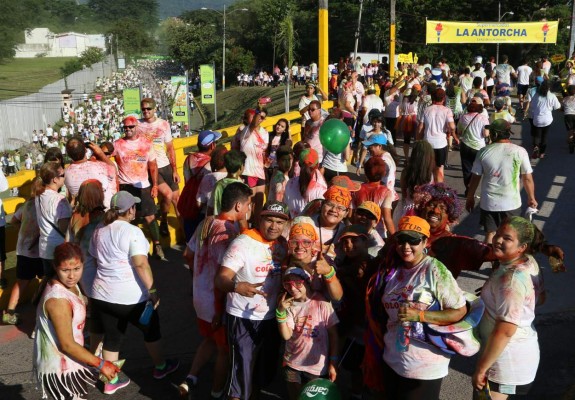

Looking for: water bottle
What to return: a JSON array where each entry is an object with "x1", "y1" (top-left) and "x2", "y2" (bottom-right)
[
  {"x1": 396, "y1": 303, "x2": 411, "y2": 352},
  {"x1": 139, "y1": 300, "x2": 154, "y2": 326}
]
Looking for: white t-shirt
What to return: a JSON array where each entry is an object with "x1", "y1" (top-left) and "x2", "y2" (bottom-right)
[
  {"x1": 495, "y1": 64, "x2": 516, "y2": 85},
  {"x1": 479, "y1": 256, "x2": 541, "y2": 385},
  {"x1": 517, "y1": 65, "x2": 533, "y2": 85},
  {"x1": 36, "y1": 189, "x2": 72, "y2": 259},
  {"x1": 457, "y1": 112, "x2": 490, "y2": 151},
  {"x1": 530, "y1": 92, "x2": 561, "y2": 127},
  {"x1": 321, "y1": 149, "x2": 348, "y2": 173},
  {"x1": 189, "y1": 218, "x2": 240, "y2": 322},
  {"x1": 299, "y1": 95, "x2": 319, "y2": 126},
  {"x1": 221, "y1": 233, "x2": 288, "y2": 320},
  {"x1": 362, "y1": 94, "x2": 385, "y2": 124},
  {"x1": 382, "y1": 256, "x2": 466, "y2": 380},
  {"x1": 90, "y1": 220, "x2": 150, "y2": 305},
  {"x1": 379, "y1": 152, "x2": 398, "y2": 200},
  {"x1": 197, "y1": 171, "x2": 227, "y2": 212},
  {"x1": 421, "y1": 105, "x2": 454, "y2": 149},
  {"x1": 471, "y1": 142, "x2": 533, "y2": 212},
  {"x1": 563, "y1": 95, "x2": 575, "y2": 115},
  {"x1": 470, "y1": 70, "x2": 487, "y2": 88},
  {"x1": 137, "y1": 118, "x2": 172, "y2": 168},
  {"x1": 65, "y1": 161, "x2": 117, "y2": 210},
  {"x1": 240, "y1": 127, "x2": 268, "y2": 180},
  {"x1": 284, "y1": 171, "x2": 328, "y2": 218}
]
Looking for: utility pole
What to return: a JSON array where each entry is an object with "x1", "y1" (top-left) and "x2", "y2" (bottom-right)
[
  {"x1": 390, "y1": 0, "x2": 396, "y2": 77},
  {"x1": 570, "y1": 0, "x2": 575, "y2": 58},
  {"x1": 353, "y1": 0, "x2": 364, "y2": 61},
  {"x1": 319, "y1": 0, "x2": 329, "y2": 95}
]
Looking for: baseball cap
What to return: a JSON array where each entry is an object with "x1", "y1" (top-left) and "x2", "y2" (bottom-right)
[
  {"x1": 198, "y1": 130, "x2": 222, "y2": 146},
  {"x1": 283, "y1": 266, "x2": 311, "y2": 282},
  {"x1": 397, "y1": 216, "x2": 430, "y2": 238},
  {"x1": 357, "y1": 201, "x2": 381, "y2": 222},
  {"x1": 123, "y1": 116, "x2": 138, "y2": 126},
  {"x1": 331, "y1": 69, "x2": 339, "y2": 74},
  {"x1": 338, "y1": 224, "x2": 369, "y2": 243},
  {"x1": 299, "y1": 148, "x2": 319, "y2": 167},
  {"x1": 470, "y1": 94, "x2": 484, "y2": 105},
  {"x1": 110, "y1": 191, "x2": 141, "y2": 213},
  {"x1": 486, "y1": 119, "x2": 511, "y2": 134},
  {"x1": 330, "y1": 175, "x2": 361, "y2": 192},
  {"x1": 323, "y1": 186, "x2": 352, "y2": 208},
  {"x1": 412, "y1": 84, "x2": 422, "y2": 92},
  {"x1": 363, "y1": 134, "x2": 387, "y2": 147},
  {"x1": 260, "y1": 201, "x2": 289, "y2": 220},
  {"x1": 289, "y1": 222, "x2": 319, "y2": 241}
]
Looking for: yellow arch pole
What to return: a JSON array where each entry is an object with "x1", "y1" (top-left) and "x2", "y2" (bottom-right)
[
  {"x1": 390, "y1": 0, "x2": 396, "y2": 77},
  {"x1": 319, "y1": 0, "x2": 329, "y2": 94}
]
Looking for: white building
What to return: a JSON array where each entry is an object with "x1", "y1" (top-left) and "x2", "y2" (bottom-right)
[{"x1": 15, "y1": 28, "x2": 107, "y2": 58}]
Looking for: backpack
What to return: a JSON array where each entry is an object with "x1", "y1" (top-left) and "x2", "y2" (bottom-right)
[{"x1": 177, "y1": 155, "x2": 210, "y2": 220}]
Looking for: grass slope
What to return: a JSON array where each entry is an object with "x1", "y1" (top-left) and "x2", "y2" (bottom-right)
[
  {"x1": 0, "y1": 58, "x2": 73, "y2": 101},
  {"x1": 202, "y1": 85, "x2": 308, "y2": 129}
]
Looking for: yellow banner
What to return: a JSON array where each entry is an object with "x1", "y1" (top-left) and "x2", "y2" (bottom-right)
[{"x1": 426, "y1": 20, "x2": 558, "y2": 44}]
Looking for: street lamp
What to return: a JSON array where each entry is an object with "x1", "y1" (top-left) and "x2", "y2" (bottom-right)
[
  {"x1": 201, "y1": 5, "x2": 249, "y2": 92},
  {"x1": 496, "y1": 2, "x2": 514, "y2": 65}
]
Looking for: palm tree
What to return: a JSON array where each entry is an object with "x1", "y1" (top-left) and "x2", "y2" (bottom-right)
[{"x1": 277, "y1": 15, "x2": 298, "y2": 113}]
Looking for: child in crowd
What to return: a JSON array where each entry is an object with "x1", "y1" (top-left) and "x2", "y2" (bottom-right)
[
  {"x1": 490, "y1": 97, "x2": 516, "y2": 124},
  {"x1": 277, "y1": 267, "x2": 339, "y2": 400},
  {"x1": 209, "y1": 150, "x2": 246, "y2": 216},
  {"x1": 290, "y1": 141, "x2": 311, "y2": 178},
  {"x1": 268, "y1": 145, "x2": 293, "y2": 202}
]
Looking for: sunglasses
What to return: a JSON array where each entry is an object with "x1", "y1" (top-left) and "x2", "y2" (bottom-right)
[
  {"x1": 309, "y1": 107, "x2": 319, "y2": 112},
  {"x1": 141, "y1": 107, "x2": 154, "y2": 111},
  {"x1": 288, "y1": 239, "x2": 314, "y2": 249},
  {"x1": 123, "y1": 125, "x2": 136, "y2": 130},
  {"x1": 396, "y1": 235, "x2": 423, "y2": 246},
  {"x1": 283, "y1": 280, "x2": 305, "y2": 289}
]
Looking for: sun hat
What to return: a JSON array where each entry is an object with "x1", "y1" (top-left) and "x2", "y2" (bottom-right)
[
  {"x1": 362, "y1": 134, "x2": 387, "y2": 147},
  {"x1": 357, "y1": 201, "x2": 381, "y2": 222},
  {"x1": 289, "y1": 222, "x2": 319, "y2": 241},
  {"x1": 299, "y1": 148, "x2": 319, "y2": 167},
  {"x1": 283, "y1": 266, "x2": 311, "y2": 282},
  {"x1": 330, "y1": 175, "x2": 361, "y2": 192},
  {"x1": 110, "y1": 191, "x2": 140, "y2": 213},
  {"x1": 323, "y1": 186, "x2": 352, "y2": 208},
  {"x1": 397, "y1": 216, "x2": 430, "y2": 238},
  {"x1": 198, "y1": 130, "x2": 222, "y2": 146},
  {"x1": 338, "y1": 224, "x2": 369, "y2": 243},
  {"x1": 260, "y1": 201, "x2": 290, "y2": 220}
]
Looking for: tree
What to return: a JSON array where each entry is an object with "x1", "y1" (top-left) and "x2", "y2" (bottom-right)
[
  {"x1": 161, "y1": 18, "x2": 219, "y2": 70},
  {"x1": 107, "y1": 19, "x2": 156, "y2": 58},
  {"x1": 80, "y1": 47, "x2": 106, "y2": 66},
  {"x1": 88, "y1": 0, "x2": 159, "y2": 26},
  {"x1": 277, "y1": 15, "x2": 297, "y2": 112}
]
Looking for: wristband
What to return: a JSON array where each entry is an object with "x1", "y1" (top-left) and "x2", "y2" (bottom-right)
[
  {"x1": 276, "y1": 317, "x2": 288, "y2": 324},
  {"x1": 97, "y1": 358, "x2": 105, "y2": 371},
  {"x1": 276, "y1": 309, "x2": 287, "y2": 319},
  {"x1": 323, "y1": 266, "x2": 336, "y2": 280},
  {"x1": 419, "y1": 310, "x2": 425, "y2": 323},
  {"x1": 148, "y1": 288, "x2": 157, "y2": 294}
]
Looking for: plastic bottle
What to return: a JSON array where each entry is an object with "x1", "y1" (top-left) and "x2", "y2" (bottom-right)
[
  {"x1": 396, "y1": 303, "x2": 411, "y2": 352},
  {"x1": 139, "y1": 300, "x2": 154, "y2": 326}
]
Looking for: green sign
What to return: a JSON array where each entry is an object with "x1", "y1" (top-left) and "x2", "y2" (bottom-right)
[
  {"x1": 200, "y1": 64, "x2": 215, "y2": 105},
  {"x1": 171, "y1": 76, "x2": 188, "y2": 123},
  {"x1": 123, "y1": 88, "x2": 141, "y2": 118}
]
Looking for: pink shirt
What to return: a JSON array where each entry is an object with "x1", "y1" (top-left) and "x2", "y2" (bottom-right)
[
  {"x1": 65, "y1": 160, "x2": 117, "y2": 210},
  {"x1": 137, "y1": 118, "x2": 172, "y2": 168},
  {"x1": 113, "y1": 135, "x2": 156, "y2": 188},
  {"x1": 303, "y1": 117, "x2": 325, "y2": 162},
  {"x1": 240, "y1": 127, "x2": 268, "y2": 180},
  {"x1": 283, "y1": 294, "x2": 339, "y2": 376},
  {"x1": 421, "y1": 105, "x2": 454, "y2": 149}
]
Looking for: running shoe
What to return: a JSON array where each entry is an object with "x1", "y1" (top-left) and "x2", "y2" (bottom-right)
[
  {"x1": 531, "y1": 146, "x2": 540, "y2": 159},
  {"x1": 2, "y1": 312, "x2": 19, "y2": 325},
  {"x1": 153, "y1": 358, "x2": 179, "y2": 379},
  {"x1": 103, "y1": 376, "x2": 130, "y2": 395},
  {"x1": 159, "y1": 221, "x2": 170, "y2": 237},
  {"x1": 152, "y1": 244, "x2": 167, "y2": 261}
]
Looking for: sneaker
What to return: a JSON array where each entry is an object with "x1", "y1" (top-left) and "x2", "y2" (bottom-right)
[
  {"x1": 176, "y1": 376, "x2": 196, "y2": 397},
  {"x1": 153, "y1": 358, "x2": 179, "y2": 380},
  {"x1": 159, "y1": 222, "x2": 170, "y2": 237},
  {"x1": 2, "y1": 312, "x2": 19, "y2": 325},
  {"x1": 531, "y1": 146, "x2": 540, "y2": 159},
  {"x1": 103, "y1": 376, "x2": 130, "y2": 395},
  {"x1": 152, "y1": 244, "x2": 167, "y2": 261}
]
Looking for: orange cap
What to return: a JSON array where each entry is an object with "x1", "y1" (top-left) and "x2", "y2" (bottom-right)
[
  {"x1": 397, "y1": 216, "x2": 430, "y2": 238},
  {"x1": 323, "y1": 186, "x2": 352, "y2": 208},
  {"x1": 358, "y1": 201, "x2": 381, "y2": 222},
  {"x1": 289, "y1": 222, "x2": 318, "y2": 241}
]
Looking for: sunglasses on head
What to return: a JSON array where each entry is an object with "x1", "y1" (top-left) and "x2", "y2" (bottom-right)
[{"x1": 396, "y1": 234, "x2": 423, "y2": 246}]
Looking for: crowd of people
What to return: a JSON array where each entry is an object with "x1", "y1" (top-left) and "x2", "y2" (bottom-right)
[{"x1": 0, "y1": 51, "x2": 570, "y2": 400}]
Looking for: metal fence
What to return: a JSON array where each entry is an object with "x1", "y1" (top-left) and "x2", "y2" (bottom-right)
[{"x1": 0, "y1": 56, "x2": 116, "y2": 151}]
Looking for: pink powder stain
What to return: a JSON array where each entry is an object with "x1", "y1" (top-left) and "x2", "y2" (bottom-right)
[{"x1": 0, "y1": 326, "x2": 25, "y2": 344}]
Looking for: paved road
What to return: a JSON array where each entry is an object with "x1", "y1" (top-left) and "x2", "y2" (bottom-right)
[{"x1": 1, "y1": 109, "x2": 574, "y2": 400}]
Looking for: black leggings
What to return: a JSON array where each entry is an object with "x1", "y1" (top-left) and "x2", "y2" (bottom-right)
[
  {"x1": 382, "y1": 361, "x2": 443, "y2": 400},
  {"x1": 532, "y1": 124, "x2": 550, "y2": 154},
  {"x1": 460, "y1": 141, "x2": 479, "y2": 191},
  {"x1": 91, "y1": 298, "x2": 162, "y2": 352}
]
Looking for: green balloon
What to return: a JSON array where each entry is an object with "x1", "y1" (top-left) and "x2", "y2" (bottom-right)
[
  {"x1": 298, "y1": 378, "x2": 341, "y2": 400},
  {"x1": 319, "y1": 119, "x2": 350, "y2": 154}
]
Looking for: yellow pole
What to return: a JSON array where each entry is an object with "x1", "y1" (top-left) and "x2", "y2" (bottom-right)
[
  {"x1": 390, "y1": 0, "x2": 396, "y2": 77},
  {"x1": 319, "y1": 0, "x2": 329, "y2": 94}
]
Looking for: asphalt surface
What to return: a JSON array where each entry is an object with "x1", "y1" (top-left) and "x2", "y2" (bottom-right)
[{"x1": 1, "y1": 108, "x2": 574, "y2": 400}]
